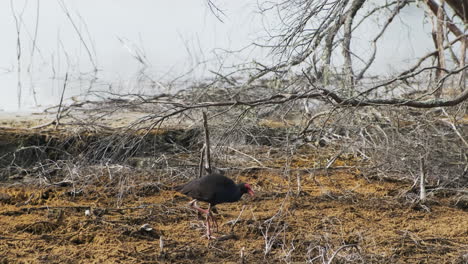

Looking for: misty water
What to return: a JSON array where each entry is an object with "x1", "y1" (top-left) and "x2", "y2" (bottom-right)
[{"x1": 0, "y1": 1, "x2": 434, "y2": 112}]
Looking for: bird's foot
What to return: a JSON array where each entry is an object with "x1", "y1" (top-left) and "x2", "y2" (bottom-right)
[
  {"x1": 202, "y1": 234, "x2": 217, "y2": 240},
  {"x1": 207, "y1": 213, "x2": 219, "y2": 233},
  {"x1": 204, "y1": 216, "x2": 217, "y2": 240}
]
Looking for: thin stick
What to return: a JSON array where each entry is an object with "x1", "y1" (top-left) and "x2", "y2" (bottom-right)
[
  {"x1": 28, "y1": 0, "x2": 40, "y2": 73},
  {"x1": 441, "y1": 109, "x2": 468, "y2": 148},
  {"x1": 55, "y1": 72, "x2": 68, "y2": 129},
  {"x1": 458, "y1": 37, "x2": 466, "y2": 90},
  {"x1": 203, "y1": 112, "x2": 212, "y2": 173},
  {"x1": 199, "y1": 146, "x2": 205, "y2": 178},
  {"x1": 10, "y1": 0, "x2": 23, "y2": 109},
  {"x1": 326, "y1": 244, "x2": 358, "y2": 264},
  {"x1": 58, "y1": 0, "x2": 97, "y2": 70},
  {"x1": 30, "y1": 120, "x2": 56, "y2": 130},
  {"x1": 230, "y1": 205, "x2": 246, "y2": 232},
  {"x1": 326, "y1": 150, "x2": 344, "y2": 169},
  {"x1": 419, "y1": 156, "x2": 426, "y2": 202},
  {"x1": 227, "y1": 146, "x2": 266, "y2": 168},
  {"x1": 28, "y1": 0, "x2": 41, "y2": 106}
]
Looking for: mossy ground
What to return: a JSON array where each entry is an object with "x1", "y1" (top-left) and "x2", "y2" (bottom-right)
[{"x1": 1, "y1": 168, "x2": 467, "y2": 263}]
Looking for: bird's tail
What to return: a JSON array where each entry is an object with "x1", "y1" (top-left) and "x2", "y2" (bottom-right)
[{"x1": 173, "y1": 184, "x2": 184, "y2": 192}]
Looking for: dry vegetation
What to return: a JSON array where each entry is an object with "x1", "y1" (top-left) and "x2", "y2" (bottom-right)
[
  {"x1": 0, "y1": 110, "x2": 467, "y2": 263},
  {"x1": 2, "y1": 0, "x2": 467, "y2": 263},
  {"x1": 0, "y1": 157, "x2": 467, "y2": 263}
]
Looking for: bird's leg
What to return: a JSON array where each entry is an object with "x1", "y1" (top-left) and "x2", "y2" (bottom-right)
[
  {"x1": 205, "y1": 204, "x2": 216, "y2": 239},
  {"x1": 206, "y1": 214, "x2": 212, "y2": 239},
  {"x1": 188, "y1": 199, "x2": 209, "y2": 215},
  {"x1": 189, "y1": 200, "x2": 215, "y2": 239},
  {"x1": 209, "y1": 207, "x2": 219, "y2": 233}
]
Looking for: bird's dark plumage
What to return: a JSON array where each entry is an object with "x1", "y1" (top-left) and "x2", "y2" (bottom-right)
[
  {"x1": 174, "y1": 173, "x2": 254, "y2": 239},
  {"x1": 174, "y1": 173, "x2": 254, "y2": 206}
]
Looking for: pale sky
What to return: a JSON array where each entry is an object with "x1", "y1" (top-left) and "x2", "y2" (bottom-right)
[{"x1": 0, "y1": 1, "x2": 434, "y2": 111}]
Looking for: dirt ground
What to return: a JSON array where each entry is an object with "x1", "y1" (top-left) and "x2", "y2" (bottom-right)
[
  {"x1": 0, "y1": 112, "x2": 467, "y2": 263},
  {"x1": 1, "y1": 168, "x2": 467, "y2": 264}
]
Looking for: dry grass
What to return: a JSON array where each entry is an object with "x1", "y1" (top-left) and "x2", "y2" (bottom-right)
[{"x1": 1, "y1": 167, "x2": 467, "y2": 263}]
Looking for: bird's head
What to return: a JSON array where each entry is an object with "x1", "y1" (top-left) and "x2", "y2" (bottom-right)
[{"x1": 240, "y1": 183, "x2": 255, "y2": 197}]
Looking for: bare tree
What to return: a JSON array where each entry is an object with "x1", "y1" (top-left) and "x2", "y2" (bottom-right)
[{"x1": 26, "y1": 0, "x2": 467, "y2": 190}]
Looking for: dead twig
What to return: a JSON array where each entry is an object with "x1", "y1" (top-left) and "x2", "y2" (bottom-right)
[
  {"x1": 203, "y1": 111, "x2": 212, "y2": 173},
  {"x1": 326, "y1": 244, "x2": 359, "y2": 264},
  {"x1": 227, "y1": 147, "x2": 266, "y2": 168},
  {"x1": 55, "y1": 72, "x2": 69, "y2": 129}
]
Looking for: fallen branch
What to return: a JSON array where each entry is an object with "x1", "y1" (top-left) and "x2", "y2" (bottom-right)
[{"x1": 1, "y1": 204, "x2": 153, "y2": 216}]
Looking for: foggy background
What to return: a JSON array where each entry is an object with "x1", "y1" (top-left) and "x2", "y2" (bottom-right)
[{"x1": 0, "y1": 0, "x2": 434, "y2": 112}]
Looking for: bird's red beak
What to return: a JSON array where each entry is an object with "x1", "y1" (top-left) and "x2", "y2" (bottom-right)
[{"x1": 245, "y1": 184, "x2": 254, "y2": 196}]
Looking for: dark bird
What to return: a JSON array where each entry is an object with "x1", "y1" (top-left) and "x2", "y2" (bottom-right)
[{"x1": 174, "y1": 173, "x2": 254, "y2": 239}]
